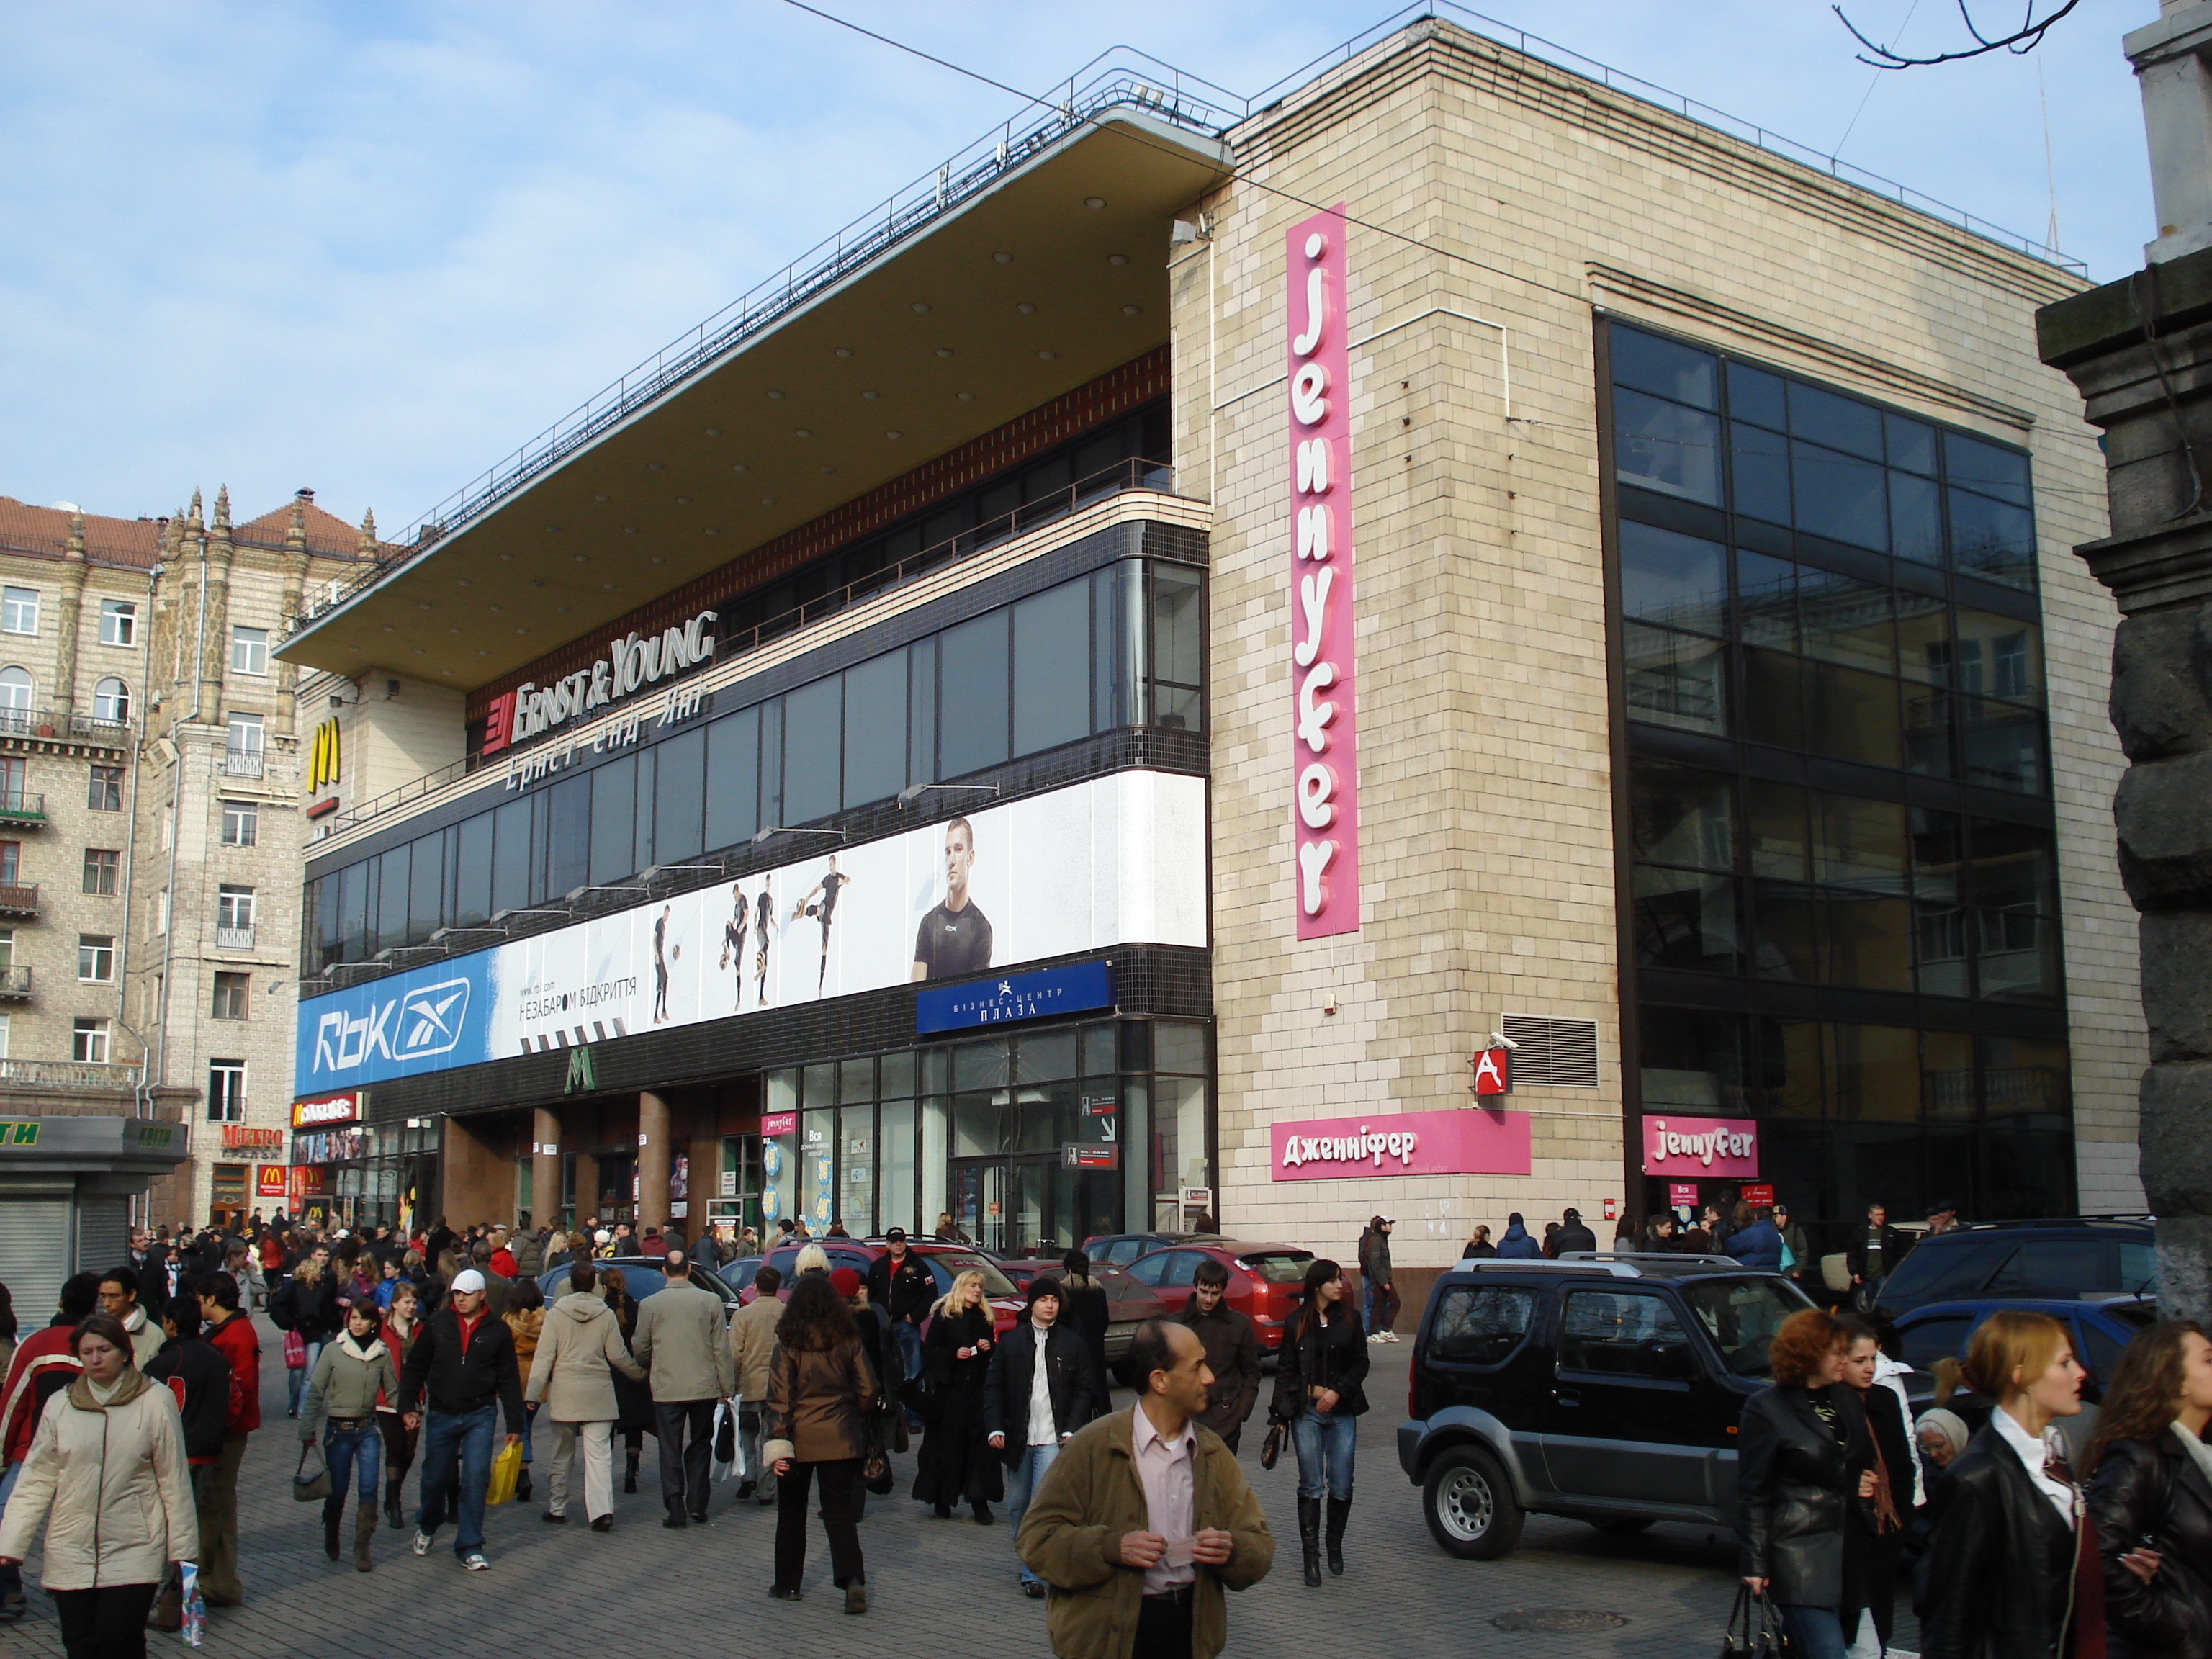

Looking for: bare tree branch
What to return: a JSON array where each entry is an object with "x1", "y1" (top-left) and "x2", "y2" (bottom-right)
[{"x1": 1833, "y1": 0, "x2": 2080, "y2": 68}]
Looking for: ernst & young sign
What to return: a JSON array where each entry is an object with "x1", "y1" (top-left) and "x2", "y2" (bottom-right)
[{"x1": 482, "y1": 609, "x2": 719, "y2": 755}]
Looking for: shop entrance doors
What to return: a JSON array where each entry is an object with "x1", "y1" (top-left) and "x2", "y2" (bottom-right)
[{"x1": 950, "y1": 1156, "x2": 1123, "y2": 1258}]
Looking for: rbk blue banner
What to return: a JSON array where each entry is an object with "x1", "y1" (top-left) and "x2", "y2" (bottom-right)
[{"x1": 294, "y1": 952, "x2": 495, "y2": 1094}]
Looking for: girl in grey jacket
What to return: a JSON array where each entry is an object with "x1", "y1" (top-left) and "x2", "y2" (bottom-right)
[{"x1": 301, "y1": 1303, "x2": 400, "y2": 1570}]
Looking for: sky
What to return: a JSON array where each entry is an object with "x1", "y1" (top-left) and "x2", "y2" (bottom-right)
[{"x1": 0, "y1": 0, "x2": 2157, "y2": 534}]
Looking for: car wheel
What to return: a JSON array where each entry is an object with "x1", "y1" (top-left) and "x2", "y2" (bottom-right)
[
  {"x1": 1421, "y1": 1444, "x2": 1524, "y2": 1560},
  {"x1": 1591, "y1": 1516, "x2": 1653, "y2": 1535}
]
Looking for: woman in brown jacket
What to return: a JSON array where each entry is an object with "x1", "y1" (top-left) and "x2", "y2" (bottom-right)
[
  {"x1": 763, "y1": 1274, "x2": 878, "y2": 1615},
  {"x1": 503, "y1": 1276, "x2": 546, "y2": 1505}
]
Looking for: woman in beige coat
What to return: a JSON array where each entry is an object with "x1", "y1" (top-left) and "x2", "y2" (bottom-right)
[
  {"x1": 523, "y1": 1262, "x2": 645, "y2": 1532},
  {"x1": 0, "y1": 1310, "x2": 197, "y2": 1657}
]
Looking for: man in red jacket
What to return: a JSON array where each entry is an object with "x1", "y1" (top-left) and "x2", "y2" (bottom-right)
[{"x1": 196, "y1": 1272, "x2": 261, "y2": 1608}]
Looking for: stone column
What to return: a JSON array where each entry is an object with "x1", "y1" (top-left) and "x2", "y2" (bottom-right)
[
  {"x1": 637, "y1": 1090, "x2": 671, "y2": 1232},
  {"x1": 572, "y1": 1151, "x2": 601, "y2": 1228},
  {"x1": 199, "y1": 487, "x2": 235, "y2": 721},
  {"x1": 2038, "y1": 243, "x2": 2212, "y2": 1321},
  {"x1": 531, "y1": 1106, "x2": 562, "y2": 1231},
  {"x1": 273, "y1": 493, "x2": 312, "y2": 740},
  {"x1": 53, "y1": 515, "x2": 89, "y2": 721}
]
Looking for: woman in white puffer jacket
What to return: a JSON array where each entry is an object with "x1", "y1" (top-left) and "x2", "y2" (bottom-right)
[{"x1": 0, "y1": 1310, "x2": 197, "y2": 1656}]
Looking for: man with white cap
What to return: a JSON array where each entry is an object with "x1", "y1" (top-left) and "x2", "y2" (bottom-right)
[{"x1": 397, "y1": 1268, "x2": 524, "y2": 1570}]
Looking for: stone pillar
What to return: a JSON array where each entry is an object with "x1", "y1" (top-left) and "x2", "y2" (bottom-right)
[
  {"x1": 637, "y1": 1090, "x2": 671, "y2": 1232},
  {"x1": 441, "y1": 1115, "x2": 513, "y2": 1231},
  {"x1": 53, "y1": 515, "x2": 89, "y2": 721},
  {"x1": 2038, "y1": 242, "x2": 2212, "y2": 1322},
  {"x1": 572, "y1": 1151, "x2": 601, "y2": 1229},
  {"x1": 2133, "y1": 1, "x2": 2212, "y2": 264},
  {"x1": 531, "y1": 1106, "x2": 562, "y2": 1231},
  {"x1": 198, "y1": 487, "x2": 235, "y2": 721},
  {"x1": 273, "y1": 493, "x2": 312, "y2": 740}
]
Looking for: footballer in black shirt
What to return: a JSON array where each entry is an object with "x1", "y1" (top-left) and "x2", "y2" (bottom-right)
[{"x1": 910, "y1": 816, "x2": 992, "y2": 980}]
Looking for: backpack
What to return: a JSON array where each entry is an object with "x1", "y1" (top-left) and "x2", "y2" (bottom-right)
[{"x1": 268, "y1": 1280, "x2": 297, "y2": 1332}]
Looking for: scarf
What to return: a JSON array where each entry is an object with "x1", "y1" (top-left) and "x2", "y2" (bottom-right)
[
  {"x1": 66, "y1": 1370, "x2": 148, "y2": 1411},
  {"x1": 1864, "y1": 1411, "x2": 1902, "y2": 1533},
  {"x1": 337, "y1": 1330, "x2": 387, "y2": 1364}
]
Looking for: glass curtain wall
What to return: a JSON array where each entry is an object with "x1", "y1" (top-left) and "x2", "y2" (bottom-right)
[
  {"x1": 1606, "y1": 318, "x2": 2073, "y2": 1231},
  {"x1": 308, "y1": 557, "x2": 1196, "y2": 971}
]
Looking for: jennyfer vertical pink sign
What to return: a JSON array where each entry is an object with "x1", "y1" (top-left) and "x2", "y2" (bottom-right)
[{"x1": 1287, "y1": 205, "x2": 1359, "y2": 938}]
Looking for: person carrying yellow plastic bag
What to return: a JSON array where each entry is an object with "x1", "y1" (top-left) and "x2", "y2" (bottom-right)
[
  {"x1": 485, "y1": 1442, "x2": 523, "y2": 1506},
  {"x1": 396, "y1": 1269, "x2": 526, "y2": 1571}
]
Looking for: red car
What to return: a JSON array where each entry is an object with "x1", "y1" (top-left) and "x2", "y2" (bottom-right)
[
  {"x1": 1122, "y1": 1241, "x2": 1316, "y2": 1354},
  {"x1": 740, "y1": 1238, "x2": 1027, "y2": 1336}
]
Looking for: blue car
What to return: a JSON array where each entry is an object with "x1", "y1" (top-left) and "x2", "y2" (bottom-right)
[
  {"x1": 1894, "y1": 1295, "x2": 2158, "y2": 1407},
  {"x1": 534, "y1": 1256, "x2": 748, "y2": 1311}
]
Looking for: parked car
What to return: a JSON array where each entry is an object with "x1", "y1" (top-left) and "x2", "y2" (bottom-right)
[
  {"x1": 1083, "y1": 1231, "x2": 1215, "y2": 1270},
  {"x1": 1398, "y1": 1254, "x2": 1815, "y2": 1559},
  {"x1": 532, "y1": 1256, "x2": 750, "y2": 1312},
  {"x1": 1892, "y1": 1293, "x2": 2156, "y2": 1461},
  {"x1": 1121, "y1": 1241, "x2": 1313, "y2": 1355},
  {"x1": 1871, "y1": 1217, "x2": 2156, "y2": 1320},
  {"x1": 741, "y1": 1238, "x2": 1027, "y2": 1335},
  {"x1": 999, "y1": 1258, "x2": 1169, "y2": 1383}
]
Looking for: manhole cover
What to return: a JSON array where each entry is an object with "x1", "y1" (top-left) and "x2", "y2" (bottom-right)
[{"x1": 1491, "y1": 1610, "x2": 1629, "y2": 1633}]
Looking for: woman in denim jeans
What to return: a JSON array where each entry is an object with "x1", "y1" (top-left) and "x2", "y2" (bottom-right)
[
  {"x1": 1268, "y1": 1259, "x2": 1369, "y2": 1590},
  {"x1": 301, "y1": 1302, "x2": 400, "y2": 1571}
]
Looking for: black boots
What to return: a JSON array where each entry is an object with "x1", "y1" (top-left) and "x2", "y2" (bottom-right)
[
  {"x1": 516, "y1": 1467, "x2": 533, "y2": 1503},
  {"x1": 1325, "y1": 1496, "x2": 1351, "y2": 1575},
  {"x1": 323, "y1": 1501, "x2": 342, "y2": 1561},
  {"x1": 624, "y1": 1449, "x2": 639, "y2": 1493},
  {"x1": 1296, "y1": 1496, "x2": 1322, "y2": 1588},
  {"x1": 384, "y1": 1477, "x2": 405, "y2": 1531},
  {"x1": 354, "y1": 1504, "x2": 377, "y2": 1573}
]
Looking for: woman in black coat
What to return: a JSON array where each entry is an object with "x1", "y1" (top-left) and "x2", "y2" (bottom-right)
[
  {"x1": 1737, "y1": 1308, "x2": 1875, "y2": 1659},
  {"x1": 1838, "y1": 1316, "x2": 1914, "y2": 1657},
  {"x1": 2085, "y1": 1319, "x2": 2212, "y2": 1658},
  {"x1": 601, "y1": 1269, "x2": 655, "y2": 1493},
  {"x1": 910, "y1": 1270, "x2": 1003, "y2": 1521},
  {"x1": 1268, "y1": 1259, "x2": 1369, "y2": 1588},
  {"x1": 1919, "y1": 1310, "x2": 2092, "y2": 1659}
]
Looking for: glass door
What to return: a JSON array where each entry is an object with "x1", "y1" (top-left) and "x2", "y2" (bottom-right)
[{"x1": 950, "y1": 1159, "x2": 1002, "y2": 1253}]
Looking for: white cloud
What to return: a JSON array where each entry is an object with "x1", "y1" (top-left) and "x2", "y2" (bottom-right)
[{"x1": 0, "y1": 0, "x2": 2152, "y2": 524}]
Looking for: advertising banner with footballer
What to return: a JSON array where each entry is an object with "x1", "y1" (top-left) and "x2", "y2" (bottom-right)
[{"x1": 295, "y1": 770, "x2": 1205, "y2": 1095}]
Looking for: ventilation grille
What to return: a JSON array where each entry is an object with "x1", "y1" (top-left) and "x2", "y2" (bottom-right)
[{"x1": 1501, "y1": 1015, "x2": 1601, "y2": 1089}]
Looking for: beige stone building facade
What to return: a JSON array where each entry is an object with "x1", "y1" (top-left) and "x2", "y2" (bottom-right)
[
  {"x1": 272, "y1": 17, "x2": 2136, "y2": 1290},
  {"x1": 0, "y1": 490, "x2": 374, "y2": 1229}
]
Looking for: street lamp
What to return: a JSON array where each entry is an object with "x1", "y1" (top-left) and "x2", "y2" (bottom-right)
[
  {"x1": 896, "y1": 781, "x2": 1000, "y2": 806},
  {"x1": 750, "y1": 825, "x2": 849, "y2": 845}
]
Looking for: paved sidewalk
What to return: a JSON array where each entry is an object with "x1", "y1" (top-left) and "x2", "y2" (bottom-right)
[{"x1": 0, "y1": 1318, "x2": 1917, "y2": 1658}]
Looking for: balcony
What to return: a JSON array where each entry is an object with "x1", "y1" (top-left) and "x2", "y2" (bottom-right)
[
  {"x1": 0, "y1": 793, "x2": 46, "y2": 827},
  {"x1": 221, "y1": 748, "x2": 264, "y2": 780},
  {"x1": 0, "y1": 883, "x2": 37, "y2": 917},
  {"x1": 0, "y1": 709, "x2": 133, "y2": 752},
  {"x1": 0, "y1": 1057, "x2": 137, "y2": 1092},
  {"x1": 216, "y1": 925, "x2": 255, "y2": 950},
  {"x1": 0, "y1": 966, "x2": 32, "y2": 999}
]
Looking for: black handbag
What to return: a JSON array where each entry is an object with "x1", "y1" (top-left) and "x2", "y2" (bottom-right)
[
  {"x1": 292, "y1": 1442, "x2": 332, "y2": 1503},
  {"x1": 1718, "y1": 1584, "x2": 1784, "y2": 1658},
  {"x1": 714, "y1": 1403, "x2": 737, "y2": 1464},
  {"x1": 1259, "y1": 1423, "x2": 1285, "y2": 1471}
]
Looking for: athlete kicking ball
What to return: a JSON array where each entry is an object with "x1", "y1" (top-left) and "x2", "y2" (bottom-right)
[{"x1": 791, "y1": 856, "x2": 850, "y2": 997}]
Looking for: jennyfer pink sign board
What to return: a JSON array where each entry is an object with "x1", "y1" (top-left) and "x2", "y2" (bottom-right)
[
  {"x1": 1640, "y1": 1114, "x2": 1760, "y2": 1178},
  {"x1": 1287, "y1": 204, "x2": 1359, "y2": 938},
  {"x1": 1271, "y1": 1107, "x2": 1530, "y2": 1181}
]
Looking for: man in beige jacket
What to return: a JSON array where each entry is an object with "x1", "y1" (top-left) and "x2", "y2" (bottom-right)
[
  {"x1": 631, "y1": 1252, "x2": 734, "y2": 1528},
  {"x1": 728, "y1": 1264, "x2": 784, "y2": 1506}
]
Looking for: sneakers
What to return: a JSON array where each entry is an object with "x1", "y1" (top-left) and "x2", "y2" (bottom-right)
[
  {"x1": 1367, "y1": 1332, "x2": 1389, "y2": 1344},
  {"x1": 845, "y1": 1584, "x2": 868, "y2": 1616},
  {"x1": 460, "y1": 1553, "x2": 490, "y2": 1573},
  {"x1": 411, "y1": 1530, "x2": 433, "y2": 1557},
  {"x1": 541, "y1": 1511, "x2": 567, "y2": 1524}
]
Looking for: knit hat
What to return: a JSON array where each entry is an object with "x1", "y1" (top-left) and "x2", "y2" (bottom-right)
[
  {"x1": 1025, "y1": 1274, "x2": 1064, "y2": 1309},
  {"x1": 450, "y1": 1269, "x2": 487, "y2": 1294},
  {"x1": 829, "y1": 1267, "x2": 863, "y2": 1299}
]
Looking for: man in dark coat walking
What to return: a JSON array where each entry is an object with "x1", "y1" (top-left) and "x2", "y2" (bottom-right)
[
  {"x1": 985, "y1": 1277, "x2": 1107, "y2": 1597},
  {"x1": 397, "y1": 1269, "x2": 524, "y2": 1570},
  {"x1": 1553, "y1": 1208, "x2": 1599, "y2": 1256},
  {"x1": 1172, "y1": 1259, "x2": 1260, "y2": 1452}
]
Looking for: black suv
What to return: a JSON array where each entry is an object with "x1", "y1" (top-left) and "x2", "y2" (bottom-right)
[
  {"x1": 1871, "y1": 1217, "x2": 2156, "y2": 1321},
  {"x1": 1397, "y1": 1254, "x2": 1812, "y2": 1559}
]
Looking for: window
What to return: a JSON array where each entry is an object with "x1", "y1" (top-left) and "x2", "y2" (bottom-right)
[
  {"x1": 0, "y1": 842, "x2": 19, "y2": 884},
  {"x1": 87, "y1": 765, "x2": 122, "y2": 811},
  {"x1": 98, "y1": 600, "x2": 135, "y2": 647},
  {"x1": 225, "y1": 711, "x2": 264, "y2": 753},
  {"x1": 0, "y1": 928, "x2": 14, "y2": 967},
  {"x1": 207, "y1": 1058, "x2": 246, "y2": 1122},
  {"x1": 229, "y1": 626, "x2": 269, "y2": 676},
  {"x1": 220, "y1": 799, "x2": 256, "y2": 845},
  {"x1": 1557, "y1": 1291, "x2": 1696, "y2": 1378},
  {"x1": 90, "y1": 678, "x2": 130, "y2": 724},
  {"x1": 1429, "y1": 1287, "x2": 1534, "y2": 1365},
  {"x1": 77, "y1": 934, "x2": 114, "y2": 981},
  {"x1": 81, "y1": 849, "x2": 119, "y2": 895},
  {"x1": 0, "y1": 1013, "x2": 12, "y2": 1058},
  {"x1": 1, "y1": 588, "x2": 37, "y2": 636},
  {"x1": 1898, "y1": 1314, "x2": 1973, "y2": 1372},
  {"x1": 0, "y1": 667, "x2": 31, "y2": 719},
  {"x1": 216, "y1": 885, "x2": 254, "y2": 929},
  {"x1": 72, "y1": 1017, "x2": 109, "y2": 1064},
  {"x1": 211, "y1": 971, "x2": 250, "y2": 1020}
]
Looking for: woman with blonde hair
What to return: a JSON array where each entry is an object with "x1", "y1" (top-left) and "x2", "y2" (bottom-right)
[
  {"x1": 912, "y1": 1269, "x2": 1002, "y2": 1521},
  {"x1": 2085, "y1": 1319, "x2": 2212, "y2": 1657},
  {"x1": 1919, "y1": 1310, "x2": 2091, "y2": 1659},
  {"x1": 793, "y1": 1244, "x2": 831, "y2": 1279}
]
